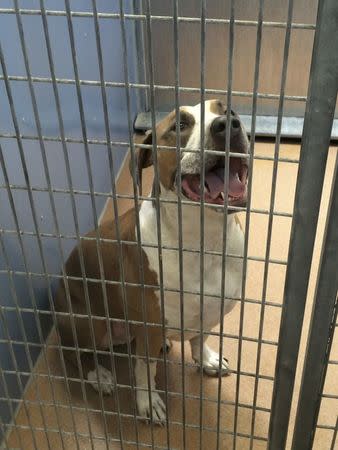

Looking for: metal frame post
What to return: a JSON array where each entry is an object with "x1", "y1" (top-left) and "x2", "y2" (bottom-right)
[
  {"x1": 291, "y1": 153, "x2": 338, "y2": 449},
  {"x1": 268, "y1": 0, "x2": 338, "y2": 448}
]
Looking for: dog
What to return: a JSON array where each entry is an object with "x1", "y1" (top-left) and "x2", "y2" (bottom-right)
[{"x1": 55, "y1": 99, "x2": 249, "y2": 424}]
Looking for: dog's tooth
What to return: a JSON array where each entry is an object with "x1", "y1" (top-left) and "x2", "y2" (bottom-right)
[{"x1": 220, "y1": 192, "x2": 224, "y2": 199}]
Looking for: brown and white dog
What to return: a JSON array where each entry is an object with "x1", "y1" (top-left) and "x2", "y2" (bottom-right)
[{"x1": 55, "y1": 99, "x2": 249, "y2": 423}]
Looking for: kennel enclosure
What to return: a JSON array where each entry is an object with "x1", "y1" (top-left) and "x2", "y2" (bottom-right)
[{"x1": 0, "y1": 0, "x2": 338, "y2": 449}]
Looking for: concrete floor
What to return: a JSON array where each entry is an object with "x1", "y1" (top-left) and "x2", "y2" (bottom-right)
[{"x1": 5, "y1": 142, "x2": 338, "y2": 450}]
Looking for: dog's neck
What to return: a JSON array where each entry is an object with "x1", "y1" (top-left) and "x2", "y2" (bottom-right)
[{"x1": 140, "y1": 185, "x2": 236, "y2": 252}]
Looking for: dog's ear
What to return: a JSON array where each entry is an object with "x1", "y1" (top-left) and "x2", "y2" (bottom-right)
[{"x1": 130, "y1": 131, "x2": 153, "y2": 196}]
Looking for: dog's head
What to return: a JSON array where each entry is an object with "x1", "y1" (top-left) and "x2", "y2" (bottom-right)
[{"x1": 132, "y1": 99, "x2": 249, "y2": 210}]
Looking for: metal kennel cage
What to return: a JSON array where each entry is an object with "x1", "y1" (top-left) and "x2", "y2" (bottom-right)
[{"x1": 0, "y1": 0, "x2": 337, "y2": 449}]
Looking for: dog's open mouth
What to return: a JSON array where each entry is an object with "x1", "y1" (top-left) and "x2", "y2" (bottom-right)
[{"x1": 181, "y1": 157, "x2": 248, "y2": 206}]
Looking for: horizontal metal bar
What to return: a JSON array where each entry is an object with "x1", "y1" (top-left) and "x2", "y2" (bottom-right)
[
  {"x1": 0, "y1": 227, "x2": 288, "y2": 266},
  {"x1": 0, "y1": 382, "x2": 272, "y2": 413},
  {"x1": 0, "y1": 359, "x2": 275, "y2": 385},
  {"x1": 0, "y1": 8, "x2": 316, "y2": 30},
  {"x1": 0, "y1": 336, "x2": 277, "y2": 359},
  {"x1": 3, "y1": 389, "x2": 269, "y2": 444},
  {"x1": 0, "y1": 311, "x2": 279, "y2": 347},
  {"x1": 316, "y1": 424, "x2": 336, "y2": 431},
  {"x1": 0, "y1": 421, "x2": 172, "y2": 450},
  {"x1": 0, "y1": 353, "x2": 274, "y2": 385},
  {"x1": 0, "y1": 301, "x2": 281, "y2": 326},
  {"x1": 321, "y1": 393, "x2": 338, "y2": 400},
  {"x1": 0, "y1": 74, "x2": 308, "y2": 102},
  {"x1": 1, "y1": 420, "x2": 268, "y2": 444},
  {"x1": 268, "y1": 0, "x2": 338, "y2": 447},
  {"x1": 0, "y1": 269, "x2": 283, "y2": 309},
  {"x1": 0, "y1": 189, "x2": 293, "y2": 218},
  {"x1": 0, "y1": 134, "x2": 301, "y2": 164},
  {"x1": 0, "y1": 150, "x2": 262, "y2": 163},
  {"x1": 135, "y1": 112, "x2": 338, "y2": 140}
]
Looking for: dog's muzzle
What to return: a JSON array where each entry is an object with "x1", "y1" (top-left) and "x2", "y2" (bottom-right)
[
  {"x1": 210, "y1": 114, "x2": 242, "y2": 145},
  {"x1": 180, "y1": 113, "x2": 249, "y2": 208}
]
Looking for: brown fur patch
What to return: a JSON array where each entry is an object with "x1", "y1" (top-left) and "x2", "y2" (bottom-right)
[
  {"x1": 133, "y1": 109, "x2": 195, "y2": 192},
  {"x1": 55, "y1": 208, "x2": 163, "y2": 358},
  {"x1": 209, "y1": 99, "x2": 226, "y2": 115}
]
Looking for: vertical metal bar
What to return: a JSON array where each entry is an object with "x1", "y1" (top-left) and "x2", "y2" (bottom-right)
[
  {"x1": 38, "y1": 1, "x2": 100, "y2": 447},
  {"x1": 91, "y1": 0, "x2": 139, "y2": 446},
  {"x1": 11, "y1": 4, "x2": 88, "y2": 448},
  {"x1": 12, "y1": 3, "x2": 102, "y2": 447},
  {"x1": 268, "y1": 0, "x2": 338, "y2": 447},
  {"x1": 249, "y1": 0, "x2": 294, "y2": 447},
  {"x1": 0, "y1": 231, "x2": 57, "y2": 450},
  {"x1": 118, "y1": 1, "x2": 153, "y2": 447},
  {"x1": 132, "y1": 0, "x2": 148, "y2": 112},
  {"x1": 330, "y1": 416, "x2": 338, "y2": 450},
  {"x1": 144, "y1": 1, "x2": 171, "y2": 445},
  {"x1": 172, "y1": 1, "x2": 186, "y2": 448},
  {"x1": 39, "y1": 0, "x2": 99, "y2": 445},
  {"x1": 0, "y1": 291, "x2": 44, "y2": 450},
  {"x1": 0, "y1": 409, "x2": 10, "y2": 450},
  {"x1": 232, "y1": 0, "x2": 265, "y2": 448},
  {"x1": 0, "y1": 41, "x2": 66, "y2": 450},
  {"x1": 291, "y1": 155, "x2": 338, "y2": 450},
  {"x1": 0, "y1": 364, "x2": 24, "y2": 449},
  {"x1": 216, "y1": 0, "x2": 234, "y2": 448},
  {"x1": 198, "y1": 1, "x2": 206, "y2": 447},
  {"x1": 0, "y1": 310, "x2": 36, "y2": 450},
  {"x1": 64, "y1": 1, "x2": 122, "y2": 447}
]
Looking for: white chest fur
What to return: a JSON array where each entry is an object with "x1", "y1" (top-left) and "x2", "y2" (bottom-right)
[{"x1": 138, "y1": 193, "x2": 244, "y2": 340}]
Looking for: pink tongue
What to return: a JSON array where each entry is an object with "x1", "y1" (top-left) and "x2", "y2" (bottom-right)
[
  {"x1": 228, "y1": 171, "x2": 245, "y2": 196},
  {"x1": 204, "y1": 171, "x2": 224, "y2": 199},
  {"x1": 205, "y1": 167, "x2": 245, "y2": 198}
]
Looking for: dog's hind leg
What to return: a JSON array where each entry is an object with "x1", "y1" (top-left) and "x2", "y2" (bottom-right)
[
  {"x1": 133, "y1": 326, "x2": 166, "y2": 424},
  {"x1": 56, "y1": 303, "x2": 115, "y2": 395}
]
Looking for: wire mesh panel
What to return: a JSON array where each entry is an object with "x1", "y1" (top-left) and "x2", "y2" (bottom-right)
[
  {"x1": 0, "y1": 1, "x2": 337, "y2": 450},
  {"x1": 291, "y1": 152, "x2": 338, "y2": 450},
  {"x1": 311, "y1": 318, "x2": 338, "y2": 450}
]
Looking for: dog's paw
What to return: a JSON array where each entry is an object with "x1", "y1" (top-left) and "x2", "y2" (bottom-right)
[
  {"x1": 87, "y1": 365, "x2": 115, "y2": 394},
  {"x1": 137, "y1": 390, "x2": 167, "y2": 424},
  {"x1": 201, "y1": 351, "x2": 230, "y2": 376}
]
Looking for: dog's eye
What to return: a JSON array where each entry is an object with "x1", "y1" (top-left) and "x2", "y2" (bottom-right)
[
  {"x1": 224, "y1": 110, "x2": 235, "y2": 116},
  {"x1": 173, "y1": 122, "x2": 188, "y2": 132}
]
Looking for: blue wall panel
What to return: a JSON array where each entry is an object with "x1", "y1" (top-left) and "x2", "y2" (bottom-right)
[{"x1": 0, "y1": 0, "x2": 139, "y2": 437}]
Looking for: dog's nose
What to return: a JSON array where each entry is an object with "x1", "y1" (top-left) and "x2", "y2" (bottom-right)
[{"x1": 210, "y1": 115, "x2": 241, "y2": 139}]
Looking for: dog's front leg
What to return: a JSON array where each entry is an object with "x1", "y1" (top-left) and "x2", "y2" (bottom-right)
[
  {"x1": 190, "y1": 334, "x2": 230, "y2": 376},
  {"x1": 134, "y1": 330, "x2": 166, "y2": 424}
]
